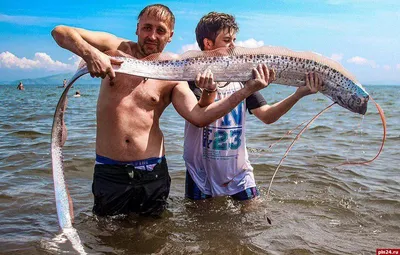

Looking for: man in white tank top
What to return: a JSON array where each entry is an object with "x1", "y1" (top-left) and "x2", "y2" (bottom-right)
[{"x1": 184, "y1": 12, "x2": 322, "y2": 201}]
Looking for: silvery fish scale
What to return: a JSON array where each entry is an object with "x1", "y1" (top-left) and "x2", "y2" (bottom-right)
[{"x1": 114, "y1": 49, "x2": 369, "y2": 114}]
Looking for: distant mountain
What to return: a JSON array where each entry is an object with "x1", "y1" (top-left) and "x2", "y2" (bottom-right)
[{"x1": 4, "y1": 72, "x2": 101, "y2": 85}]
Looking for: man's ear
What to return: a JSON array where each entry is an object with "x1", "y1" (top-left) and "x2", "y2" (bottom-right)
[
  {"x1": 167, "y1": 30, "x2": 174, "y2": 43},
  {"x1": 135, "y1": 23, "x2": 139, "y2": 35},
  {"x1": 203, "y1": 38, "x2": 213, "y2": 50}
]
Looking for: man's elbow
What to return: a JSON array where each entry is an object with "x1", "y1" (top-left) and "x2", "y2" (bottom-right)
[
  {"x1": 51, "y1": 25, "x2": 68, "y2": 44},
  {"x1": 197, "y1": 121, "x2": 211, "y2": 128},
  {"x1": 188, "y1": 118, "x2": 210, "y2": 128},
  {"x1": 261, "y1": 117, "x2": 277, "y2": 125},
  {"x1": 51, "y1": 25, "x2": 62, "y2": 38}
]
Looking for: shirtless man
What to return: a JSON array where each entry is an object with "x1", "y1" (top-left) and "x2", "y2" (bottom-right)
[{"x1": 51, "y1": 4, "x2": 274, "y2": 216}]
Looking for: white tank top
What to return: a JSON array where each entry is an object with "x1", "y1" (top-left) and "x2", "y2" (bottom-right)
[{"x1": 183, "y1": 82, "x2": 256, "y2": 196}]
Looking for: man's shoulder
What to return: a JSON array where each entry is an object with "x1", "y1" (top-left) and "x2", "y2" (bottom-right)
[
  {"x1": 116, "y1": 41, "x2": 138, "y2": 57},
  {"x1": 103, "y1": 41, "x2": 138, "y2": 59}
]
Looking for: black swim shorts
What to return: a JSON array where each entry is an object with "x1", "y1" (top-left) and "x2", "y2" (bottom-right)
[{"x1": 92, "y1": 157, "x2": 170, "y2": 217}]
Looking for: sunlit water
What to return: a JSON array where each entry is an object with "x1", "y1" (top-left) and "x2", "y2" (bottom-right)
[{"x1": 0, "y1": 83, "x2": 399, "y2": 254}]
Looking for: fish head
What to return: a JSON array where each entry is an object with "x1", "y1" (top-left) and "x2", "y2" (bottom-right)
[
  {"x1": 336, "y1": 81, "x2": 369, "y2": 115},
  {"x1": 350, "y1": 87, "x2": 369, "y2": 115}
]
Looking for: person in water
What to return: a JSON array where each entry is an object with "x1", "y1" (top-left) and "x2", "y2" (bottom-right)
[
  {"x1": 74, "y1": 90, "x2": 81, "y2": 97},
  {"x1": 63, "y1": 79, "x2": 67, "y2": 88},
  {"x1": 17, "y1": 81, "x2": 24, "y2": 90},
  {"x1": 51, "y1": 4, "x2": 274, "y2": 217},
  {"x1": 184, "y1": 12, "x2": 322, "y2": 201}
]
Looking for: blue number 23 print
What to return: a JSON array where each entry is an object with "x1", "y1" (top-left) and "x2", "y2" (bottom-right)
[{"x1": 212, "y1": 129, "x2": 242, "y2": 150}]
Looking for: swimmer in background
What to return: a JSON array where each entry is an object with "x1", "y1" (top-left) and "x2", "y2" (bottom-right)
[{"x1": 17, "y1": 81, "x2": 25, "y2": 90}]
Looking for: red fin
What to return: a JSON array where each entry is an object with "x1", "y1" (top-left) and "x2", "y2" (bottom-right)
[
  {"x1": 269, "y1": 120, "x2": 308, "y2": 149},
  {"x1": 66, "y1": 184, "x2": 74, "y2": 224},
  {"x1": 338, "y1": 96, "x2": 386, "y2": 166},
  {"x1": 266, "y1": 103, "x2": 335, "y2": 201}
]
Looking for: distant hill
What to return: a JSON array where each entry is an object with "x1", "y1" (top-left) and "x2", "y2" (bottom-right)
[{"x1": 4, "y1": 72, "x2": 101, "y2": 85}]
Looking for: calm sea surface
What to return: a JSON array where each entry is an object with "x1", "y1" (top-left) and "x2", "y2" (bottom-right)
[{"x1": 0, "y1": 83, "x2": 399, "y2": 254}]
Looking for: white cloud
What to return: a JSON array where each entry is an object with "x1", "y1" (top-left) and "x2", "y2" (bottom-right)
[
  {"x1": 68, "y1": 55, "x2": 83, "y2": 69},
  {"x1": 0, "y1": 51, "x2": 77, "y2": 71},
  {"x1": 396, "y1": 64, "x2": 400, "y2": 70},
  {"x1": 0, "y1": 14, "x2": 74, "y2": 26},
  {"x1": 330, "y1": 53, "x2": 343, "y2": 62},
  {"x1": 236, "y1": 38, "x2": 264, "y2": 48},
  {"x1": 383, "y1": 65, "x2": 391, "y2": 70},
  {"x1": 180, "y1": 42, "x2": 200, "y2": 53},
  {"x1": 347, "y1": 56, "x2": 378, "y2": 68}
]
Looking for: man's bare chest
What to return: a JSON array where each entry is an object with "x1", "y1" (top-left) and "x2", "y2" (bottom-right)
[{"x1": 111, "y1": 75, "x2": 172, "y2": 110}]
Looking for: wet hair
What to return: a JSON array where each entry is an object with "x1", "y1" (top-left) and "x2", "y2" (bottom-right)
[
  {"x1": 138, "y1": 4, "x2": 175, "y2": 29},
  {"x1": 195, "y1": 12, "x2": 239, "y2": 50}
]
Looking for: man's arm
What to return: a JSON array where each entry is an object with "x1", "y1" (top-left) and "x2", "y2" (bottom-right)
[
  {"x1": 252, "y1": 72, "x2": 322, "y2": 124},
  {"x1": 173, "y1": 64, "x2": 272, "y2": 127},
  {"x1": 51, "y1": 25, "x2": 124, "y2": 78},
  {"x1": 173, "y1": 82, "x2": 257, "y2": 127}
]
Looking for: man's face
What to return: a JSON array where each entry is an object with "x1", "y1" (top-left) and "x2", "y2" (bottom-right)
[
  {"x1": 206, "y1": 28, "x2": 236, "y2": 51},
  {"x1": 136, "y1": 14, "x2": 174, "y2": 56}
]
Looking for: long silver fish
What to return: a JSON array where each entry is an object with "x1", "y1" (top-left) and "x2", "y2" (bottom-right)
[
  {"x1": 51, "y1": 46, "x2": 369, "y2": 253},
  {"x1": 111, "y1": 46, "x2": 369, "y2": 114},
  {"x1": 51, "y1": 67, "x2": 88, "y2": 255}
]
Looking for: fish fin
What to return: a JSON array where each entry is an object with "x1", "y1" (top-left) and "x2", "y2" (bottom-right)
[
  {"x1": 66, "y1": 184, "x2": 75, "y2": 224},
  {"x1": 142, "y1": 52, "x2": 180, "y2": 61},
  {"x1": 338, "y1": 97, "x2": 386, "y2": 166},
  {"x1": 140, "y1": 46, "x2": 359, "y2": 84},
  {"x1": 234, "y1": 46, "x2": 359, "y2": 84},
  {"x1": 266, "y1": 103, "x2": 335, "y2": 201},
  {"x1": 268, "y1": 119, "x2": 309, "y2": 149}
]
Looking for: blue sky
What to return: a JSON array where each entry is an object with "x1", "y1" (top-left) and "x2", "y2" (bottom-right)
[{"x1": 1, "y1": 0, "x2": 399, "y2": 84}]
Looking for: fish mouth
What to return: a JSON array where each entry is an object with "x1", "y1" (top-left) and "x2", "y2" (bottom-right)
[
  {"x1": 357, "y1": 100, "x2": 368, "y2": 115},
  {"x1": 356, "y1": 92, "x2": 369, "y2": 115},
  {"x1": 358, "y1": 95, "x2": 369, "y2": 115}
]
